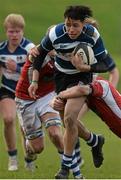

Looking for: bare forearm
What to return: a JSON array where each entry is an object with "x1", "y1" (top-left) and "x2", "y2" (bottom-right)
[
  {"x1": 108, "y1": 67, "x2": 119, "y2": 88},
  {"x1": 59, "y1": 85, "x2": 91, "y2": 99},
  {"x1": 32, "y1": 69, "x2": 39, "y2": 82}
]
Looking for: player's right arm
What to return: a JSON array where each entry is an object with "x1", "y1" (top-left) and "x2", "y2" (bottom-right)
[
  {"x1": 58, "y1": 84, "x2": 92, "y2": 99},
  {"x1": 28, "y1": 45, "x2": 47, "y2": 99},
  {"x1": 50, "y1": 84, "x2": 92, "y2": 111},
  {"x1": 28, "y1": 34, "x2": 54, "y2": 98}
]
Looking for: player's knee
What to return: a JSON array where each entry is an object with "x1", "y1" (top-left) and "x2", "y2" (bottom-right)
[
  {"x1": 32, "y1": 143, "x2": 44, "y2": 154},
  {"x1": 4, "y1": 115, "x2": 15, "y2": 126},
  {"x1": 48, "y1": 126, "x2": 63, "y2": 149},
  {"x1": 26, "y1": 128, "x2": 44, "y2": 153},
  {"x1": 48, "y1": 127, "x2": 61, "y2": 141}
]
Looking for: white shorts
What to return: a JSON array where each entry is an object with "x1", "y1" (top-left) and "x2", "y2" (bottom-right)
[{"x1": 15, "y1": 91, "x2": 61, "y2": 139}]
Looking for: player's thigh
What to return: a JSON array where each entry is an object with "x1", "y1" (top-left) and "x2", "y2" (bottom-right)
[
  {"x1": 16, "y1": 98, "x2": 42, "y2": 140},
  {"x1": 63, "y1": 97, "x2": 86, "y2": 127},
  {"x1": 0, "y1": 98, "x2": 16, "y2": 120},
  {"x1": 41, "y1": 112, "x2": 60, "y2": 121},
  {"x1": 65, "y1": 96, "x2": 87, "y2": 117},
  {"x1": 41, "y1": 112, "x2": 63, "y2": 140},
  {"x1": 77, "y1": 103, "x2": 89, "y2": 120},
  {"x1": 29, "y1": 135, "x2": 44, "y2": 149}
]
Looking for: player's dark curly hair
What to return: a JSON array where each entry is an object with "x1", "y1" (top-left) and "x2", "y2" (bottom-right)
[{"x1": 64, "y1": 5, "x2": 93, "y2": 22}]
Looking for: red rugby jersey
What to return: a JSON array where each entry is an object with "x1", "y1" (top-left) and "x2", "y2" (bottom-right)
[
  {"x1": 16, "y1": 55, "x2": 55, "y2": 100},
  {"x1": 88, "y1": 79, "x2": 121, "y2": 138}
]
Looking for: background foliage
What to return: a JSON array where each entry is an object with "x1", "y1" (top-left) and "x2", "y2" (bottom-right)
[{"x1": 0, "y1": 0, "x2": 121, "y2": 179}]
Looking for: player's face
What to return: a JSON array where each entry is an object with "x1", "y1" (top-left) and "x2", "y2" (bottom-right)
[
  {"x1": 6, "y1": 25, "x2": 24, "y2": 47},
  {"x1": 65, "y1": 18, "x2": 84, "y2": 39}
]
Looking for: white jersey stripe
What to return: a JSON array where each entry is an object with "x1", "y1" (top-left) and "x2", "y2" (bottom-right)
[
  {"x1": 55, "y1": 62, "x2": 80, "y2": 74},
  {"x1": 100, "y1": 81, "x2": 121, "y2": 118}
]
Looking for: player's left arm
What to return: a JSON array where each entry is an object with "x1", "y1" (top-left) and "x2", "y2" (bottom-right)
[
  {"x1": 71, "y1": 53, "x2": 91, "y2": 72},
  {"x1": 71, "y1": 34, "x2": 114, "y2": 73},
  {"x1": 105, "y1": 54, "x2": 119, "y2": 88},
  {"x1": 71, "y1": 53, "x2": 113, "y2": 73},
  {"x1": 87, "y1": 27, "x2": 115, "y2": 73},
  {"x1": 108, "y1": 67, "x2": 119, "y2": 88}
]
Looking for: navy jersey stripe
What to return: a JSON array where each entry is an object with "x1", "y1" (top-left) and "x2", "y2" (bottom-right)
[
  {"x1": 1, "y1": 76, "x2": 17, "y2": 92},
  {"x1": 56, "y1": 57, "x2": 75, "y2": 69}
]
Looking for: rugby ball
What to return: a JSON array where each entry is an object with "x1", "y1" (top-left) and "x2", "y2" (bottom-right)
[{"x1": 73, "y1": 43, "x2": 97, "y2": 65}]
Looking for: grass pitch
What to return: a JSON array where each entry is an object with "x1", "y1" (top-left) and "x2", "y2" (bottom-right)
[{"x1": 0, "y1": 110, "x2": 121, "y2": 179}]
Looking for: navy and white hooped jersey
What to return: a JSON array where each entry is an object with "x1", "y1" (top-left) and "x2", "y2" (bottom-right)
[
  {"x1": 41, "y1": 23, "x2": 112, "y2": 74},
  {"x1": 0, "y1": 37, "x2": 35, "y2": 93}
]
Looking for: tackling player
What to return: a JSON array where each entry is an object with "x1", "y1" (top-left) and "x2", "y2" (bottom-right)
[
  {"x1": 15, "y1": 51, "x2": 83, "y2": 179},
  {"x1": 51, "y1": 77, "x2": 121, "y2": 139}
]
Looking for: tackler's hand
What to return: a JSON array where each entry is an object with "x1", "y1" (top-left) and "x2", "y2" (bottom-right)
[
  {"x1": 50, "y1": 96, "x2": 65, "y2": 111},
  {"x1": 29, "y1": 45, "x2": 40, "y2": 57}
]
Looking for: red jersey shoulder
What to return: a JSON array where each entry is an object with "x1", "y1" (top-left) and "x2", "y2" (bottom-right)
[{"x1": 16, "y1": 57, "x2": 55, "y2": 100}]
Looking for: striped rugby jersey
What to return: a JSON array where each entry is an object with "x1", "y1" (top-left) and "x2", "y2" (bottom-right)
[
  {"x1": 41, "y1": 23, "x2": 109, "y2": 74},
  {"x1": 0, "y1": 38, "x2": 35, "y2": 92}
]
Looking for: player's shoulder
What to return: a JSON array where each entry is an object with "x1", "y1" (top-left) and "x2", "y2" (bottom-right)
[
  {"x1": 20, "y1": 37, "x2": 34, "y2": 48},
  {"x1": 83, "y1": 24, "x2": 100, "y2": 39},
  {"x1": 20, "y1": 37, "x2": 35, "y2": 52},
  {"x1": 0, "y1": 40, "x2": 7, "y2": 49},
  {"x1": 49, "y1": 23, "x2": 65, "y2": 37}
]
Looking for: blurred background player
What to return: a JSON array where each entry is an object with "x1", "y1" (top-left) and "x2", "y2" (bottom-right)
[{"x1": 0, "y1": 13, "x2": 35, "y2": 171}]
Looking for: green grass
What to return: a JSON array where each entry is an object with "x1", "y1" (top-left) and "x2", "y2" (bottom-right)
[
  {"x1": 0, "y1": 112, "x2": 121, "y2": 179},
  {"x1": 0, "y1": 0, "x2": 121, "y2": 179}
]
